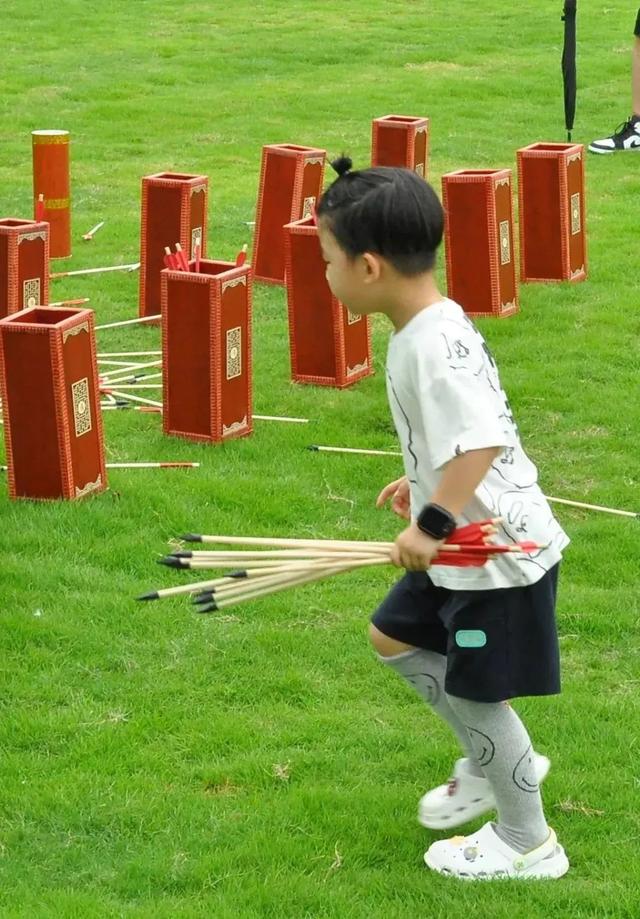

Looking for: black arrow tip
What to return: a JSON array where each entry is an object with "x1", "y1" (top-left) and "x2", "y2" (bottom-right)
[
  {"x1": 136, "y1": 591, "x2": 159, "y2": 601},
  {"x1": 157, "y1": 556, "x2": 184, "y2": 568},
  {"x1": 192, "y1": 591, "x2": 214, "y2": 603},
  {"x1": 196, "y1": 601, "x2": 217, "y2": 614},
  {"x1": 181, "y1": 533, "x2": 202, "y2": 542}
]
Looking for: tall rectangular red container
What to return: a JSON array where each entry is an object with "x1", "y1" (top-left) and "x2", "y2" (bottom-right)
[
  {"x1": 0, "y1": 306, "x2": 106, "y2": 500},
  {"x1": 161, "y1": 260, "x2": 252, "y2": 443},
  {"x1": 517, "y1": 142, "x2": 587, "y2": 282},
  {"x1": 371, "y1": 115, "x2": 430, "y2": 177},
  {"x1": 442, "y1": 169, "x2": 518, "y2": 318},
  {"x1": 0, "y1": 218, "x2": 50, "y2": 320},
  {"x1": 139, "y1": 172, "x2": 209, "y2": 318},
  {"x1": 253, "y1": 144, "x2": 326, "y2": 285},
  {"x1": 283, "y1": 216, "x2": 373, "y2": 387}
]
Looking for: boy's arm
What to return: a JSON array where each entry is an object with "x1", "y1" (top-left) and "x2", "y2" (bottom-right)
[
  {"x1": 429, "y1": 446, "x2": 501, "y2": 517},
  {"x1": 392, "y1": 446, "x2": 501, "y2": 570}
]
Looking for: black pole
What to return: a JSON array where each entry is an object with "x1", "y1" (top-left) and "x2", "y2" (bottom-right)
[{"x1": 561, "y1": 0, "x2": 577, "y2": 142}]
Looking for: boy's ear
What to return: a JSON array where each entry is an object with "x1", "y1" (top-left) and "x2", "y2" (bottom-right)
[{"x1": 362, "y1": 251, "x2": 382, "y2": 282}]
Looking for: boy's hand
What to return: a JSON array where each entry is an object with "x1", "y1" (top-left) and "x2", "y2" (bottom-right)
[
  {"x1": 376, "y1": 476, "x2": 411, "y2": 520},
  {"x1": 392, "y1": 522, "x2": 443, "y2": 571}
]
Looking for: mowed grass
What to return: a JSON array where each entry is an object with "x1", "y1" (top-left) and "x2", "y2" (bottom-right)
[{"x1": 1, "y1": 0, "x2": 639, "y2": 916}]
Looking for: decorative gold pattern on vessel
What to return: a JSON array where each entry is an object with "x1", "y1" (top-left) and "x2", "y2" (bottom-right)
[
  {"x1": 23, "y1": 278, "x2": 41, "y2": 308},
  {"x1": 499, "y1": 221, "x2": 511, "y2": 265},
  {"x1": 222, "y1": 416, "x2": 248, "y2": 436},
  {"x1": 570, "y1": 193, "x2": 581, "y2": 235},
  {"x1": 221, "y1": 276, "x2": 247, "y2": 293},
  {"x1": 18, "y1": 231, "x2": 46, "y2": 244},
  {"x1": 346, "y1": 309, "x2": 361, "y2": 325},
  {"x1": 226, "y1": 327, "x2": 242, "y2": 380},
  {"x1": 44, "y1": 197, "x2": 70, "y2": 210},
  {"x1": 32, "y1": 132, "x2": 70, "y2": 145},
  {"x1": 495, "y1": 177, "x2": 510, "y2": 188},
  {"x1": 415, "y1": 164, "x2": 424, "y2": 177},
  {"x1": 305, "y1": 157, "x2": 324, "y2": 166},
  {"x1": 190, "y1": 184, "x2": 207, "y2": 196},
  {"x1": 72, "y1": 377, "x2": 92, "y2": 437},
  {"x1": 62, "y1": 322, "x2": 89, "y2": 343},
  {"x1": 346, "y1": 359, "x2": 369, "y2": 378},
  {"x1": 75, "y1": 474, "x2": 102, "y2": 499},
  {"x1": 191, "y1": 227, "x2": 202, "y2": 255},
  {"x1": 302, "y1": 196, "x2": 316, "y2": 219}
]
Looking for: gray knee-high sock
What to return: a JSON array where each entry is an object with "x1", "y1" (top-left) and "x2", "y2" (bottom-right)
[
  {"x1": 380, "y1": 648, "x2": 483, "y2": 776},
  {"x1": 445, "y1": 693, "x2": 549, "y2": 853}
]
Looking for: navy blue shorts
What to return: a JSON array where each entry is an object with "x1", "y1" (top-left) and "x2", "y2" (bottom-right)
[{"x1": 371, "y1": 565, "x2": 561, "y2": 703}]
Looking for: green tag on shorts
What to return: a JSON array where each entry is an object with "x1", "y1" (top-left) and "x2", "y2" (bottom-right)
[{"x1": 455, "y1": 629, "x2": 487, "y2": 648}]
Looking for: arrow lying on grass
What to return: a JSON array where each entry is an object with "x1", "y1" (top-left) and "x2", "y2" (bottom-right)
[{"x1": 308, "y1": 444, "x2": 639, "y2": 519}]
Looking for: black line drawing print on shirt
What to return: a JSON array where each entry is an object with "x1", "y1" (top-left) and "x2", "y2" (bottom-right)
[
  {"x1": 490, "y1": 460, "x2": 538, "y2": 490},
  {"x1": 440, "y1": 332, "x2": 453, "y2": 359},
  {"x1": 498, "y1": 492, "x2": 547, "y2": 538},
  {"x1": 506, "y1": 498, "x2": 529, "y2": 533},
  {"x1": 454, "y1": 339, "x2": 470, "y2": 359},
  {"x1": 441, "y1": 331, "x2": 471, "y2": 367},
  {"x1": 386, "y1": 369, "x2": 419, "y2": 484},
  {"x1": 443, "y1": 323, "x2": 515, "y2": 423}
]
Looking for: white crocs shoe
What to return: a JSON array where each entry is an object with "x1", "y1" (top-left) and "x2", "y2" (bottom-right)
[
  {"x1": 424, "y1": 821, "x2": 569, "y2": 880},
  {"x1": 418, "y1": 753, "x2": 550, "y2": 830}
]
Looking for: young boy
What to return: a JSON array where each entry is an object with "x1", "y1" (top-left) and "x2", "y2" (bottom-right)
[{"x1": 316, "y1": 159, "x2": 570, "y2": 880}]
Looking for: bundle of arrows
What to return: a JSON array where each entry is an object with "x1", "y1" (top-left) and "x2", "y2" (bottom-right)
[
  {"x1": 162, "y1": 242, "x2": 247, "y2": 272},
  {"x1": 137, "y1": 520, "x2": 547, "y2": 613}
]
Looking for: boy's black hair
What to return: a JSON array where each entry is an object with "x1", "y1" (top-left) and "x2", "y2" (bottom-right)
[{"x1": 316, "y1": 156, "x2": 444, "y2": 276}]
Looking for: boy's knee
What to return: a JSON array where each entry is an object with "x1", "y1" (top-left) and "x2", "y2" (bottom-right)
[
  {"x1": 444, "y1": 691, "x2": 508, "y2": 716},
  {"x1": 369, "y1": 623, "x2": 415, "y2": 657},
  {"x1": 443, "y1": 691, "x2": 479, "y2": 718}
]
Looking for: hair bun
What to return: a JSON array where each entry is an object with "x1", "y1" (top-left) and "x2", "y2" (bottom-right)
[{"x1": 331, "y1": 155, "x2": 353, "y2": 177}]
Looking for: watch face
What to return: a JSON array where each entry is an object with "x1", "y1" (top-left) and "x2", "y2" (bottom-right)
[
  {"x1": 418, "y1": 504, "x2": 456, "y2": 539},
  {"x1": 441, "y1": 518, "x2": 457, "y2": 537}
]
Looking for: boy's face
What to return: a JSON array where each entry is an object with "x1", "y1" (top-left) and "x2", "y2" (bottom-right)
[{"x1": 318, "y1": 222, "x2": 378, "y2": 315}]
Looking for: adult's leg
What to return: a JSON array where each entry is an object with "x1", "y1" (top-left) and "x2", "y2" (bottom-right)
[
  {"x1": 632, "y1": 34, "x2": 640, "y2": 116},
  {"x1": 589, "y1": 13, "x2": 640, "y2": 152}
]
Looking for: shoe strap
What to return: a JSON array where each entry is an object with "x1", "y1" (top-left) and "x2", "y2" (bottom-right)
[{"x1": 511, "y1": 828, "x2": 557, "y2": 872}]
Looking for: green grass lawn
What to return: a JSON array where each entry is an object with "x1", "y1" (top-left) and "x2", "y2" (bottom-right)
[{"x1": 1, "y1": 0, "x2": 639, "y2": 915}]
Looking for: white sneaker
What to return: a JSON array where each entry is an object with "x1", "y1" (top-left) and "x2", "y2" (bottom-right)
[
  {"x1": 418, "y1": 753, "x2": 550, "y2": 830},
  {"x1": 588, "y1": 116, "x2": 640, "y2": 153},
  {"x1": 424, "y1": 821, "x2": 569, "y2": 880}
]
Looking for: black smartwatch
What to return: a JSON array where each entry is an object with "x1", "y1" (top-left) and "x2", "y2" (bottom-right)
[{"x1": 417, "y1": 503, "x2": 457, "y2": 540}]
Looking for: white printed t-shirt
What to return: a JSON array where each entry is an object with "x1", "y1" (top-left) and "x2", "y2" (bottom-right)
[{"x1": 385, "y1": 298, "x2": 569, "y2": 590}]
